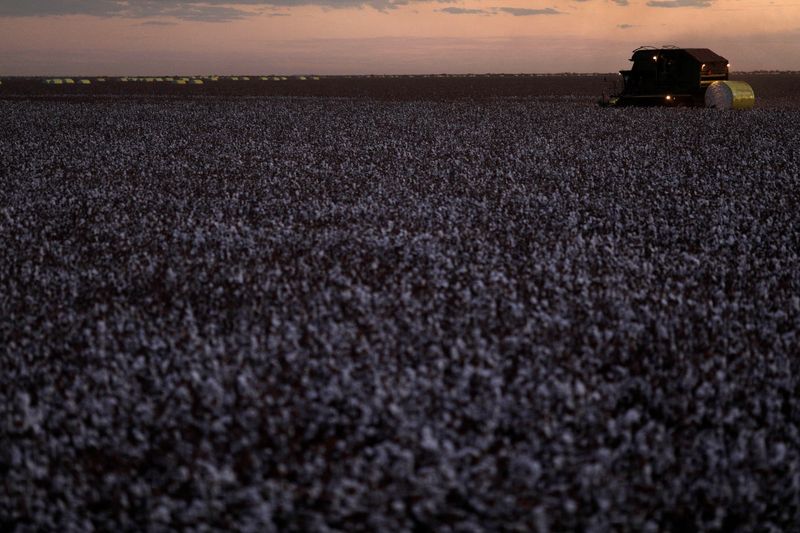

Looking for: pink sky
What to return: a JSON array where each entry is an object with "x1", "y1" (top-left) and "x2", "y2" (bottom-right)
[{"x1": 1, "y1": 1, "x2": 798, "y2": 74}]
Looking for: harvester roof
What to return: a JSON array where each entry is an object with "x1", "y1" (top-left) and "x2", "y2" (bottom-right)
[
  {"x1": 681, "y1": 48, "x2": 728, "y2": 64},
  {"x1": 630, "y1": 47, "x2": 728, "y2": 65}
]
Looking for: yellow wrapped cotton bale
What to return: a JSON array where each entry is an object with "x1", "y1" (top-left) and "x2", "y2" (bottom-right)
[{"x1": 705, "y1": 81, "x2": 755, "y2": 110}]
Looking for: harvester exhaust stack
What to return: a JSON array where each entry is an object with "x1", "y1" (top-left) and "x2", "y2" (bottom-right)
[{"x1": 604, "y1": 46, "x2": 755, "y2": 108}]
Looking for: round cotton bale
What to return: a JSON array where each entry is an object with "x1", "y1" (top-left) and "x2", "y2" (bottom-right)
[
  {"x1": 80, "y1": 79, "x2": 91, "y2": 84},
  {"x1": 191, "y1": 79, "x2": 204, "y2": 85},
  {"x1": 705, "y1": 81, "x2": 755, "y2": 110},
  {"x1": 65, "y1": 78, "x2": 75, "y2": 84}
]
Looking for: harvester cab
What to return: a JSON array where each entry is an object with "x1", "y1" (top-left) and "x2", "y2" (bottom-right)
[{"x1": 603, "y1": 46, "x2": 754, "y2": 109}]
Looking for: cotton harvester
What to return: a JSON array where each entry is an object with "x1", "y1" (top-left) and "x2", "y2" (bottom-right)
[{"x1": 602, "y1": 46, "x2": 755, "y2": 109}]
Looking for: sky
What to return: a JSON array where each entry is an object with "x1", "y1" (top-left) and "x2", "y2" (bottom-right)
[{"x1": 0, "y1": 0, "x2": 798, "y2": 74}]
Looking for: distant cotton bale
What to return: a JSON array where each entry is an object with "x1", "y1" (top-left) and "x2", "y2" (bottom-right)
[
  {"x1": 191, "y1": 79, "x2": 204, "y2": 85},
  {"x1": 65, "y1": 79, "x2": 75, "y2": 84},
  {"x1": 175, "y1": 80, "x2": 187, "y2": 85},
  {"x1": 705, "y1": 81, "x2": 755, "y2": 110},
  {"x1": 80, "y1": 79, "x2": 91, "y2": 85}
]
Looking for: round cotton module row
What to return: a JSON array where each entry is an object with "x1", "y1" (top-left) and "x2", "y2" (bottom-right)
[
  {"x1": 43, "y1": 78, "x2": 92, "y2": 84},
  {"x1": 36, "y1": 74, "x2": 323, "y2": 85}
]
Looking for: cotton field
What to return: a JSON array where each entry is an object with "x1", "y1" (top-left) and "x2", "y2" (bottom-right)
[{"x1": 1, "y1": 91, "x2": 799, "y2": 530}]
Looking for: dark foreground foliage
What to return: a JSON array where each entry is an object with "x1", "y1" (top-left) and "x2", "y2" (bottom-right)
[{"x1": 1, "y1": 97, "x2": 799, "y2": 531}]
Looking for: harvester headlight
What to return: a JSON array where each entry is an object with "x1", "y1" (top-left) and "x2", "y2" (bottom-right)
[
  {"x1": 653, "y1": 55, "x2": 658, "y2": 61},
  {"x1": 666, "y1": 95, "x2": 672, "y2": 101}
]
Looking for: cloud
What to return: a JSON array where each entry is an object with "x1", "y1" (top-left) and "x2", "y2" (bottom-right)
[
  {"x1": 573, "y1": 0, "x2": 628, "y2": 4},
  {"x1": 438, "y1": 7, "x2": 490, "y2": 14},
  {"x1": 437, "y1": 6, "x2": 562, "y2": 16},
  {"x1": 0, "y1": 1, "x2": 252, "y2": 21},
  {"x1": 646, "y1": 0, "x2": 712, "y2": 7},
  {"x1": 617, "y1": 23, "x2": 634, "y2": 28},
  {"x1": 496, "y1": 7, "x2": 561, "y2": 15},
  {"x1": 0, "y1": 0, "x2": 454, "y2": 20}
]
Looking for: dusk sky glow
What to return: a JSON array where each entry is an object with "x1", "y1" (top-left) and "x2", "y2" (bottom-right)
[{"x1": 1, "y1": 0, "x2": 799, "y2": 74}]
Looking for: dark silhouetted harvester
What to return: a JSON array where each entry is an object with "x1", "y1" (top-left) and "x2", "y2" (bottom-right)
[{"x1": 603, "y1": 46, "x2": 754, "y2": 109}]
